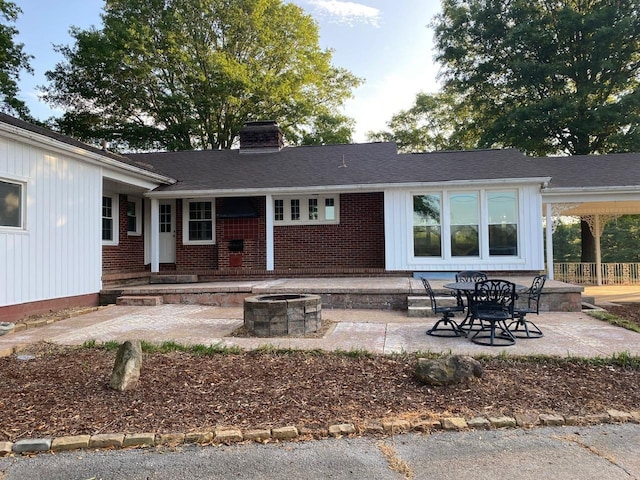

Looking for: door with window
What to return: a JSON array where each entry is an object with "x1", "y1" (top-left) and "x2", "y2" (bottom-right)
[{"x1": 159, "y1": 200, "x2": 176, "y2": 263}]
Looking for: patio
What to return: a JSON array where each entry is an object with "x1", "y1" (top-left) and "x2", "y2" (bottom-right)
[{"x1": 2, "y1": 302, "x2": 639, "y2": 358}]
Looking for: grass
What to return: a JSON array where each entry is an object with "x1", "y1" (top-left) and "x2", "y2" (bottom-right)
[
  {"x1": 587, "y1": 310, "x2": 640, "y2": 333},
  {"x1": 78, "y1": 339, "x2": 640, "y2": 369}
]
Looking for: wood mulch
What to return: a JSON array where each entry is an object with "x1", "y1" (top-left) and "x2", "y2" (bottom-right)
[{"x1": 1, "y1": 305, "x2": 640, "y2": 442}]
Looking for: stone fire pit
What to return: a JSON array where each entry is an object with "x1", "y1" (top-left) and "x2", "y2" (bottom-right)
[{"x1": 243, "y1": 294, "x2": 322, "y2": 337}]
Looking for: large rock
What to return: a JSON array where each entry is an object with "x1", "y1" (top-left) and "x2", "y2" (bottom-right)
[
  {"x1": 415, "y1": 355, "x2": 483, "y2": 386},
  {"x1": 109, "y1": 340, "x2": 142, "y2": 391}
]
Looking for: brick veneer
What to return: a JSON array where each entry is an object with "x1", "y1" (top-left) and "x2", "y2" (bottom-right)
[
  {"x1": 175, "y1": 200, "x2": 218, "y2": 270},
  {"x1": 215, "y1": 197, "x2": 266, "y2": 269},
  {"x1": 103, "y1": 193, "x2": 385, "y2": 274},
  {"x1": 274, "y1": 192, "x2": 385, "y2": 269},
  {"x1": 102, "y1": 194, "x2": 146, "y2": 274}
]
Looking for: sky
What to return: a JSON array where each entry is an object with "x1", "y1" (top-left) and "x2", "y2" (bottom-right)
[{"x1": 13, "y1": 0, "x2": 443, "y2": 143}]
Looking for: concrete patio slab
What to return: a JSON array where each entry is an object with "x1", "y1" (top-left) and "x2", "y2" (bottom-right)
[{"x1": 1, "y1": 303, "x2": 639, "y2": 358}]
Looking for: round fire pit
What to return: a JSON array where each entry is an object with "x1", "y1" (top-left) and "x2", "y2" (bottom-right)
[{"x1": 243, "y1": 294, "x2": 322, "y2": 337}]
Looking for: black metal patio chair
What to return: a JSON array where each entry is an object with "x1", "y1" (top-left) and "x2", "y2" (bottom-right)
[
  {"x1": 469, "y1": 279, "x2": 517, "y2": 346},
  {"x1": 422, "y1": 278, "x2": 466, "y2": 337},
  {"x1": 507, "y1": 274, "x2": 546, "y2": 338},
  {"x1": 455, "y1": 270, "x2": 488, "y2": 334}
]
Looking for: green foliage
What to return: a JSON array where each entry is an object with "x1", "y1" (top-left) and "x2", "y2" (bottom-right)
[
  {"x1": 42, "y1": 0, "x2": 361, "y2": 151},
  {"x1": 431, "y1": 0, "x2": 640, "y2": 156},
  {"x1": 367, "y1": 91, "x2": 480, "y2": 152},
  {"x1": 552, "y1": 215, "x2": 640, "y2": 263},
  {"x1": 0, "y1": 0, "x2": 33, "y2": 119},
  {"x1": 300, "y1": 112, "x2": 354, "y2": 146}
]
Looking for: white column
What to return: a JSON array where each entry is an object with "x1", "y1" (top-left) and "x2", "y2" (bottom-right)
[
  {"x1": 594, "y1": 214, "x2": 602, "y2": 286},
  {"x1": 265, "y1": 194, "x2": 274, "y2": 271},
  {"x1": 150, "y1": 197, "x2": 160, "y2": 273},
  {"x1": 545, "y1": 203, "x2": 554, "y2": 280}
]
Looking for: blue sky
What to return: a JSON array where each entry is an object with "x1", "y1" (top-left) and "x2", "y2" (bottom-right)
[{"x1": 14, "y1": 0, "x2": 443, "y2": 143}]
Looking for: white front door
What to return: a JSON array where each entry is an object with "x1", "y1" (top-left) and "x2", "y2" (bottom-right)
[{"x1": 159, "y1": 200, "x2": 176, "y2": 263}]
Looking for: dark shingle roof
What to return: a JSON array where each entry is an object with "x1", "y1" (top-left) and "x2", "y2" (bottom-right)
[
  {"x1": 126, "y1": 145, "x2": 543, "y2": 193},
  {"x1": 532, "y1": 153, "x2": 640, "y2": 189},
  {"x1": 0, "y1": 112, "x2": 162, "y2": 175}
]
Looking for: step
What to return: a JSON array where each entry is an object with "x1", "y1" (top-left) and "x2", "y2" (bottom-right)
[
  {"x1": 116, "y1": 296, "x2": 164, "y2": 306},
  {"x1": 149, "y1": 275, "x2": 199, "y2": 284},
  {"x1": 407, "y1": 306, "x2": 435, "y2": 318},
  {"x1": 407, "y1": 296, "x2": 458, "y2": 308}
]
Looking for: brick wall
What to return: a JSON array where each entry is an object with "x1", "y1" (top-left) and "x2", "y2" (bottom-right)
[
  {"x1": 216, "y1": 197, "x2": 266, "y2": 269},
  {"x1": 102, "y1": 194, "x2": 146, "y2": 273},
  {"x1": 274, "y1": 192, "x2": 385, "y2": 269},
  {"x1": 174, "y1": 199, "x2": 218, "y2": 270}
]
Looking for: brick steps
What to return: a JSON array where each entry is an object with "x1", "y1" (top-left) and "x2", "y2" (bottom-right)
[
  {"x1": 116, "y1": 296, "x2": 164, "y2": 306},
  {"x1": 149, "y1": 274, "x2": 199, "y2": 284},
  {"x1": 407, "y1": 295, "x2": 459, "y2": 318}
]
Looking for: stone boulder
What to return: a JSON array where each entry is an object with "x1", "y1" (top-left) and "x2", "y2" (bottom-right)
[
  {"x1": 109, "y1": 340, "x2": 142, "y2": 391},
  {"x1": 415, "y1": 355, "x2": 483, "y2": 386},
  {"x1": 0, "y1": 322, "x2": 15, "y2": 336}
]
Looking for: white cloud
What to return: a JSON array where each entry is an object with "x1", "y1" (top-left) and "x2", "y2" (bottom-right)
[{"x1": 306, "y1": 0, "x2": 381, "y2": 26}]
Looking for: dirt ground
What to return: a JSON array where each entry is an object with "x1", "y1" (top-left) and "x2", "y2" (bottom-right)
[{"x1": 1, "y1": 305, "x2": 639, "y2": 443}]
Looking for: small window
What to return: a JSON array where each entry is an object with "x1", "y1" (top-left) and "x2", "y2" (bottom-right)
[
  {"x1": 488, "y1": 191, "x2": 518, "y2": 256},
  {"x1": 413, "y1": 194, "x2": 442, "y2": 257},
  {"x1": 274, "y1": 199, "x2": 284, "y2": 221},
  {"x1": 308, "y1": 198, "x2": 318, "y2": 220},
  {"x1": 127, "y1": 197, "x2": 142, "y2": 235},
  {"x1": 274, "y1": 195, "x2": 339, "y2": 225},
  {"x1": 182, "y1": 199, "x2": 215, "y2": 244},
  {"x1": 325, "y1": 198, "x2": 335, "y2": 221},
  {"x1": 0, "y1": 179, "x2": 23, "y2": 228},
  {"x1": 102, "y1": 194, "x2": 118, "y2": 244},
  {"x1": 291, "y1": 199, "x2": 300, "y2": 221}
]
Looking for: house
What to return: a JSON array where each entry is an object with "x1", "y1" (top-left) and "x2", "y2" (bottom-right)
[{"x1": 2, "y1": 114, "x2": 640, "y2": 321}]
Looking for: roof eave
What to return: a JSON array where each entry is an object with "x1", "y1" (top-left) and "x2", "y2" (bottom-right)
[{"x1": 145, "y1": 176, "x2": 550, "y2": 198}]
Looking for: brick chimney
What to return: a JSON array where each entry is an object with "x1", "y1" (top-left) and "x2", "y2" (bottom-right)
[{"x1": 239, "y1": 120, "x2": 284, "y2": 154}]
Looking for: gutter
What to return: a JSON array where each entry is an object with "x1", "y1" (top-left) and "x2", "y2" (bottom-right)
[{"x1": 146, "y1": 176, "x2": 551, "y2": 199}]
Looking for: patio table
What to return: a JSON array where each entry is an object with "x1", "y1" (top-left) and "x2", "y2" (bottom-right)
[{"x1": 443, "y1": 281, "x2": 528, "y2": 335}]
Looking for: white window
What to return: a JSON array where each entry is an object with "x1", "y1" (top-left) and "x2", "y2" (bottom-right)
[
  {"x1": 0, "y1": 178, "x2": 24, "y2": 229},
  {"x1": 126, "y1": 196, "x2": 142, "y2": 236},
  {"x1": 102, "y1": 194, "x2": 119, "y2": 245},
  {"x1": 182, "y1": 199, "x2": 215, "y2": 244},
  {"x1": 412, "y1": 189, "x2": 519, "y2": 259},
  {"x1": 273, "y1": 195, "x2": 340, "y2": 225}
]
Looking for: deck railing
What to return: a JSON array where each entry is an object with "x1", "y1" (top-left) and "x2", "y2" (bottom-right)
[{"x1": 554, "y1": 262, "x2": 640, "y2": 285}]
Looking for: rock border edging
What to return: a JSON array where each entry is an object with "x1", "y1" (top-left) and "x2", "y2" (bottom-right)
[{"x1": 2, "y1": 409, "x2": 639, "y2": 457}]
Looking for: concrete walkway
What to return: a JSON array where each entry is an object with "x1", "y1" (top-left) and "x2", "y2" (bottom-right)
[{"x1": 2, "y1": 303, "x2": 639, "y2": 358}]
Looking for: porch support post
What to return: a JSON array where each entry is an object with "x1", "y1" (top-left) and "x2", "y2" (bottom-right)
[
  {"x1": 150, "y1": 197, "x2": 160, "y2": 273},
  {"x1": 545, "y1": 203, "x2": 554, "y2": 280},
  {"x1": 265, "y1": 194, "x2": 274, "y2": 271},
  {"x1": 594, "y1": 214, "x2": 603, "y2": 286}
]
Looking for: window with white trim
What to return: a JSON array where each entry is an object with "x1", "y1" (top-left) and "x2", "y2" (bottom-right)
[
  {"x1": 0, "y1": 178, "x2": 24, "y2": 229},
  {"x1": 102, "y1": 194, "x2": 119, "y2": 245},
  {"x1": 126, "y1": 197, "x2": 142, "y2": 235},
  {"x1": 412, "y1": 189, "x2": 519, "y2": 259},
  {"x1": 273, "y1": 195, "x2": 340, "y2": 225},
  {"x1": 182, "y1": 199, "x2": 214, "y2": 244}
]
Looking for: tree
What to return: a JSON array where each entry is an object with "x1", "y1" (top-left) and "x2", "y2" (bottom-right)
[
  {"x1": 0, "y1": 0, "x2": 32, "y2": 119},
  {"x1": 300, "y1": 112, "x2": 354, "y2": 146},
  {"x1": 430, "y1": 0, "x2": 640, "y2": 262},
  {"x1": 42, "y1": 0, "x2": 361, "y2": 151},
  {"x1": 367, "y1": 91, "x2": 479, "y2": 152},
  {"x1": 433, "y1": 0, "x2": 640, "y2": 157}
]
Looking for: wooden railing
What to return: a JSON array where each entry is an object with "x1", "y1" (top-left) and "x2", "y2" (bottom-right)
[{"x1": 554, "y1": 263, "x2": 640, "y2": 285}]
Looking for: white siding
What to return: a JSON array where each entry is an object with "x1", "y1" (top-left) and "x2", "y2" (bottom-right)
[
  {"x1": 384, "y1": 185, "x2": 545, "y2": 272},
  {"x1": 0, "y1": 136, "x2": 102, "y2": 307}
]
